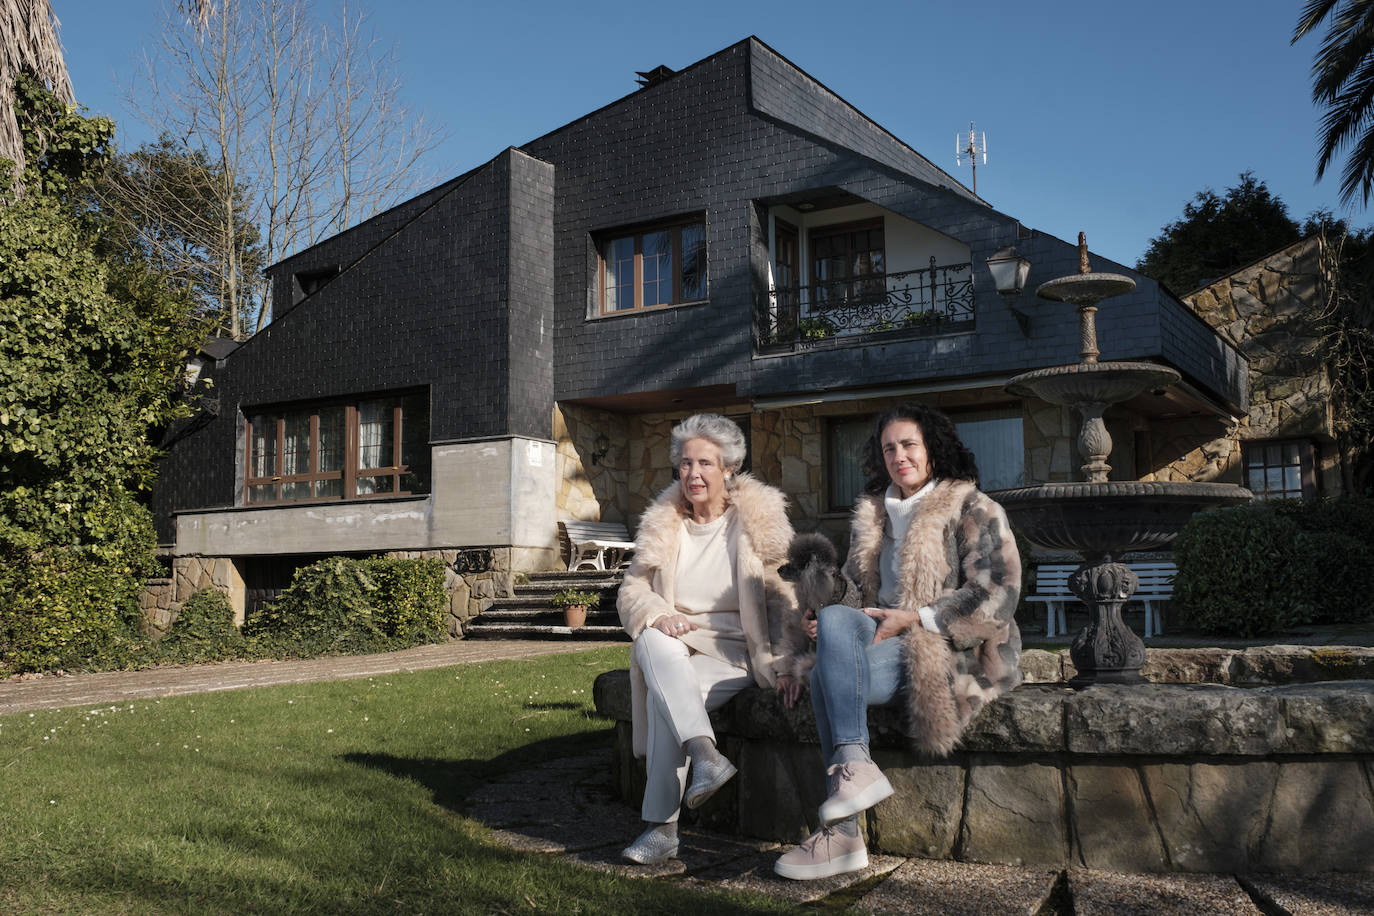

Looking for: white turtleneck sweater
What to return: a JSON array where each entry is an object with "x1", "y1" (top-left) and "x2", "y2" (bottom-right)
[{"x1": 879, "y1": 480, "x2": 944, "y2": 634}]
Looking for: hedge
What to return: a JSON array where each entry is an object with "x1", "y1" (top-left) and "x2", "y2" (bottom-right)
[
  {"x1": 244, "y1": 555, "x2": 447, "y2": 655},
  {"x1": 1173, "y1": 496, "x2": 1374, "y2": 636}
]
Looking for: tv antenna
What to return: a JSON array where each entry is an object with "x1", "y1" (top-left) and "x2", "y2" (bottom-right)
[{"x1": 955, "y1": 122, "x2": 987, "y2": 195}]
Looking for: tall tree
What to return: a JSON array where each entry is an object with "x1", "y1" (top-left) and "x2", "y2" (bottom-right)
[
  {"x1": 0, "y1": 75, "x2": 205, "y2": 672},
  {"x1": 1293, "y1": 0, "x2": 1374, "y2": 207},
  {"x1": 95, "y1": 136, "x2": 266, "y2": 331},
  {"x1": 1136, "y1": 172, "x2": 1301, "y2": 294},
  {"x1": 0, "y1": 0, "x2": 73, "y2": 179},
  {"x1": 1306, "y1": 216, "x2": 1374, "y2": 493},
  {"x1": 129, "y1": 0, "x2": 445, "y2": 338}
]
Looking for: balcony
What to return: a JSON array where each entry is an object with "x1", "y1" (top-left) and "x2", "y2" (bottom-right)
[{"x1": 755, "y1": 258, "x2": 975, "y2": 354}]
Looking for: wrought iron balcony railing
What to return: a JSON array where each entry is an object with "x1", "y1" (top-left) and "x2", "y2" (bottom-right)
[{"x1": 755, "y1": 258, "x2": 974, "y2": 353}]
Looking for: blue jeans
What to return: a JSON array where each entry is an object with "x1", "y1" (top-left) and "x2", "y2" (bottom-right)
[{"x1": 809, "y1": 604, "x2": 905, "y2": 764}]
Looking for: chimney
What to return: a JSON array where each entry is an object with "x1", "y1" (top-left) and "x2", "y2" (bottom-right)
[{"x1": 635, "y1": 65, "x2": 676, "y2": 89}]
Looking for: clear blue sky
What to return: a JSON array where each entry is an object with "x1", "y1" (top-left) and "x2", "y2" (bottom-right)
[{"x1": 55, "y1": 0, "x2": 1354, "y2": 268}]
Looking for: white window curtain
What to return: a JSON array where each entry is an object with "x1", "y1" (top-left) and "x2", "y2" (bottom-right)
[
  {"x1": 955, "y1": 408, "x2": 1025, "y2": 491},
  {"x1": 356, "y1": 401, "x2": 388, "y2": 494}
]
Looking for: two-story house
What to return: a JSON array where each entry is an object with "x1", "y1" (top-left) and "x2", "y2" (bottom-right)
[{"x1": 150, "y1": 37, "x2": 1248, "y2": 626}]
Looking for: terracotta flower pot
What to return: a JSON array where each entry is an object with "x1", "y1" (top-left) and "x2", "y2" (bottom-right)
[{"x1": 563, "y1": 605, "x2": 588, "y2": 628}]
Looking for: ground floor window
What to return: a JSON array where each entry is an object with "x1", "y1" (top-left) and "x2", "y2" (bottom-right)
[
  {"x1": 245, "y1": 391, "x2": 429, "y2": 504},
  {"x1": 1242, "y1": 438, "x2": 1316, "y2": 500},
  {"x1": 825, "y1": 406, "x2": 1025, "y2": 510}
]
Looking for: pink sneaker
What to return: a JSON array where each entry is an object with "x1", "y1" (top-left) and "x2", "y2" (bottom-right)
[
  {"x1": 818, "y1": 760, "x2": 893, "y2": 826},
  {"x1": 773, "y1": 826, "x2": 868, "y2": 880}
]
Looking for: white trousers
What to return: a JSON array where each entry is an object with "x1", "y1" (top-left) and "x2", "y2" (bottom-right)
[{"x1": 633, "y1": 627, "x2": 754, "y2": 823}]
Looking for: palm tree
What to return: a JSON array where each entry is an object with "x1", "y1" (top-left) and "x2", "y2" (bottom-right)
[
  {"x1": 0, "y1": 0, "x2": 74, "y2": 175},
  {"x1": 1294, "y1": 0, "x2": 1374, "y2": 206}
]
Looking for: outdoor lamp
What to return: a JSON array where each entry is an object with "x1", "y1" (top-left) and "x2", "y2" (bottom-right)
[
  {"x1": 986, "y1": 246, "x2": 1032, "y2": 335},
  {"x1": 590, "y1": 434, "x2": 611, "y2": 466}
]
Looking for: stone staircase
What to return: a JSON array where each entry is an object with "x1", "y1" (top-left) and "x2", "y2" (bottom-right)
[{"x1": 464, "y1": 569, "x2": 628, "y2": 641}]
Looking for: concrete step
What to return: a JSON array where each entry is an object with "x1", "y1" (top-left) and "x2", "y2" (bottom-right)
[
  {"x1": 464, "y1": 622, "x2": 628, "y2": 641},
  {"x1": 478, "y1": 607, "x2": 619, "y2": 623}
]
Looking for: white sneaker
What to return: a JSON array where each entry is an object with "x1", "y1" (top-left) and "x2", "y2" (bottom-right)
[
  {"x1": 621, "y1": 825, "x2": 679, "y2": 865},
  {"x1": 684, "y1": 754, "x2": 737, "y2": 809},
  {"x1": 773, "y1": 826, "x2": 868, "y2": 880},
  {"x1": 818, "y1": 760, "x2": 893, "y2": 826}
]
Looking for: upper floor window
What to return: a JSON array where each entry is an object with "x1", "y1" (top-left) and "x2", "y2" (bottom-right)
[
  {"x1": 1243, "y1": 439, "x2": 1316, "y2": 500},
  {"x1": 245, "y1": 391, "x2": 430, "y2": 505},
  {"x1": 600, "y1": 218, "x2": 707, "y2": 314},
  {"x1": 811, "y1": 219, "x2": 885, "y2": 302}
]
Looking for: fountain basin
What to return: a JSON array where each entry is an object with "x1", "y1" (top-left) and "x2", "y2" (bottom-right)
[
  {"x1": 1005, "y1": 361, "x2": 1181, "y2": 407},
  {"x1": 1036, "y1": 271, "x2": 1136, "y2": 305},
  {"x1": 990, "y1": 481, "x2": 1252, "y2": 557}
]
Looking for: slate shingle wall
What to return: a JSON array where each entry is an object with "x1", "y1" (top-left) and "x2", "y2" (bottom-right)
[{"x1": 153, "y1": 151, "x2": 538, "y2": 535}]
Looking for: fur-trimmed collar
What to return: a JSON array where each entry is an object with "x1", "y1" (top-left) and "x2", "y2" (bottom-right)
[
  {"x1": 632, "y1": 473, "x2": 791, "y2": 570},
  {"x1": 848, "y1": 479, "x2": 977, "y2": 610}
]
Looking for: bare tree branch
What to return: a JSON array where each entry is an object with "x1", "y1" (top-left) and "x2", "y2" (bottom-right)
[{"x1": 119, "y1": 0, "x2": 447, "y2": 338}]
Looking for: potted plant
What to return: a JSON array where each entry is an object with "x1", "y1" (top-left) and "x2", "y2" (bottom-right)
[{"x1": 551, "y1": 588, "x2": 600, "y2": 628}]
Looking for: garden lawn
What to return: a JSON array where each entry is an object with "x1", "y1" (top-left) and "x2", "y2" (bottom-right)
[{"x1": 0, "y1": 646, "x2": 791, "y2": 915}]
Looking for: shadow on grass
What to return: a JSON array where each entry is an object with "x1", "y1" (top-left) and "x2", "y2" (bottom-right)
[{"x1": 340, "y1": 727, "x2": 615, "y2": 813}]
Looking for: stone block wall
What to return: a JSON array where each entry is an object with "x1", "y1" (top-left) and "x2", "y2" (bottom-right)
[
  {"x1": 1156, "y1": 236, "x2": 1342, "y2": 492},
  {"x1": 595, "y1": 650, "x2": 1374, "y2": 874},
  {"x1": 554, "y1": 404, "x2": 630, "y2": 526},
  {"x1": 556, "y1": 393, "x2": 1044, "y2": 552},
  {"x1": 139, "y1": 577, "x2": 176, "y2": 635}
]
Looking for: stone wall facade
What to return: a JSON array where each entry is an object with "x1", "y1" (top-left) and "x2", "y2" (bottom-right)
[
  {"x1": 1151, "y1": 236, "x2": 1342, "y2": 493},
  {"x1": 553, "y1": 392, "x2": 1029, "y2": 558}
]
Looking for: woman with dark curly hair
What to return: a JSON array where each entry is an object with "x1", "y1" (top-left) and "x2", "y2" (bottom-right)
[{"x1": 774, "y1": 403, "x2": 1022, "y2": 881}]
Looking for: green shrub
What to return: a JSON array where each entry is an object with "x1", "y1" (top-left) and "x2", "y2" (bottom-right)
[
  {"x1": 365, "y1": 557, "x2": 447, "y2": 639},
  {"x1": 158, "y1": 589, "x2": 245, "y2": 662},
  {"x1": 0, "y1": 494, "x2": 156, "y2": 674},
  {"x1": 1292, "y1": 531, "x2": 1374, "y2": 624},
  {"x1": 244, "y1": 555, "x2": 446, "y2": 655},
  {"x1": 0, "y1": 545, "x2": 143, "y2": 673},
  {"x1": 1173, "y1": 506, "x2": 1306, "y2": 636},
  {"x1": 1270, "y1": 496, "x2": 1374, "y2": 548},
  {"x1": 1174, "y1": 496, "x2": 1374, "y2": 635}
]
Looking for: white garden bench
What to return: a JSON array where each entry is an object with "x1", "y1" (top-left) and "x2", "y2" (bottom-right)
[
  {"x1": 561, "y1": 520, "x2": 635, "y2": 572},
  {"x1": 1025, "y1": 561, "x2": 1176, "y2": 638}
]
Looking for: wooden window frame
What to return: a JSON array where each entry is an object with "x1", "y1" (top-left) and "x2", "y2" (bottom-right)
[
  {"x1": 1242, "y1": 438, "x2": 1317, "y2": 501},
  {"x1": 808, "y1": 217, "x2": 886, "y2": 292},
  {"x1": 598, "y1": 218, "x2": 707, "y2": 314},
  {"x1": 244, "y1": 394, "x2": 427, "y2": 505}
]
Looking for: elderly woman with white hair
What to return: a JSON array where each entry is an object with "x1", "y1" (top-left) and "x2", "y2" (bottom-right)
[{"x1": 617, "y1": 413, "x2": 809, "y2": 865}]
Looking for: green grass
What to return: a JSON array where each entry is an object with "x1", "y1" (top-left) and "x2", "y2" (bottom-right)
[{"x1": 0, "y1": 646, "x2": 793, "y2": 915}]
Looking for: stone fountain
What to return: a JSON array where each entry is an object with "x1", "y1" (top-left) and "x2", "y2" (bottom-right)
[{"x1": 991, "y1": 235, "x2": 1251, "y2": 688}]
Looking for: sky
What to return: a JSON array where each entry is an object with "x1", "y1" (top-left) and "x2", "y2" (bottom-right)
[{"x1": 54, "y1": 0, "x2": 1358, "y2": 269}]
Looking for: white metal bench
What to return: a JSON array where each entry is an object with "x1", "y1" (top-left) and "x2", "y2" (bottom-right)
[
  {"x1": 561, "y1": 520, "x2": 635, "y2": 572},
  {"x1": 1025, "y1": 561, "x2": 1176, "y2": 638}
]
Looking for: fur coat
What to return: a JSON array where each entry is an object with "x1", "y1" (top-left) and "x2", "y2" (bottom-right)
[
  {"x1": 845, "y1": 479, "x2": 1022, "y2": 756},
  {"x1": 618, "y1": 473, "x2": 809, "y2": 757}
]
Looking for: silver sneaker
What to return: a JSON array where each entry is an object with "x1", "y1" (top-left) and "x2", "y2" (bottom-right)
[
  {"x1": 621, "y1": 824, "x2": 679, "y2": 865},
  {"x1": 818, "y1": 760, "x2": 893, "y2": 826},
  {"x1": 773, "y1": 826, "x2": 868, "y2": 880},
  {"x1": 684, "y1": 753, "x2": 737, "y2": 809}
]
